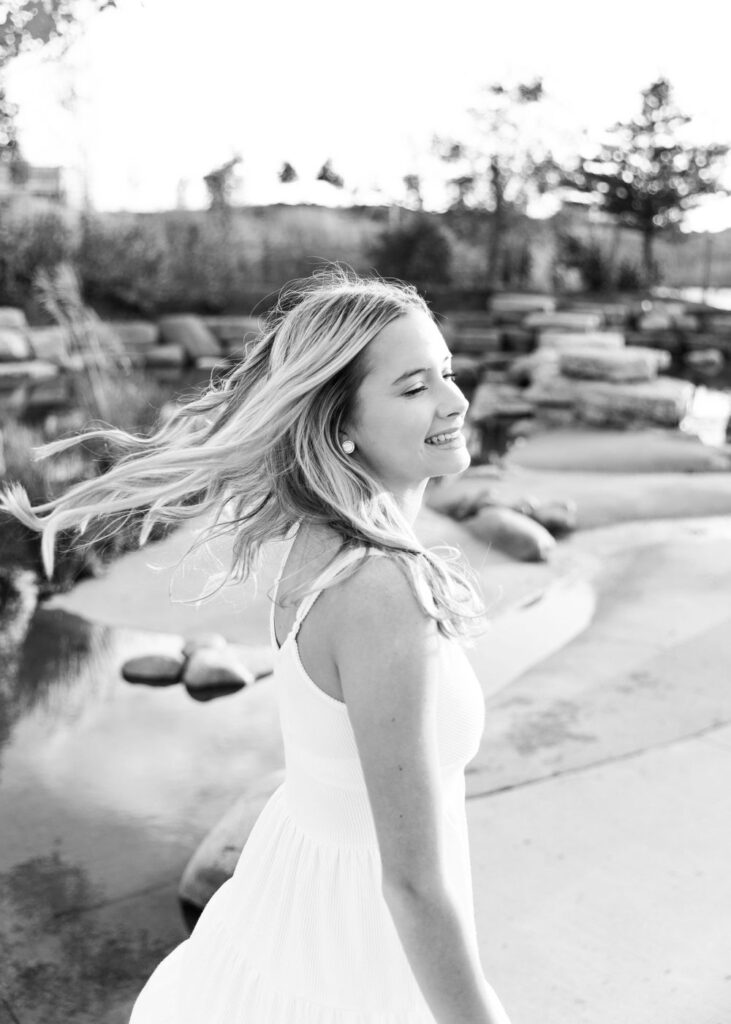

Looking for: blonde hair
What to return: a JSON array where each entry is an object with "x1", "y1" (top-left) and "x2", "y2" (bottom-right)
[{"x1": 1, "y1": 266, "x2": 486, "y2": 640}]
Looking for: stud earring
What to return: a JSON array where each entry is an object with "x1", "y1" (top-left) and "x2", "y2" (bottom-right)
[{"x1": 341, "y1": 439, "x2": 355, "y2": 454}]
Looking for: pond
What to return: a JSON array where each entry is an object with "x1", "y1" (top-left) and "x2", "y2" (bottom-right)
[{"x1": 0, "y1": 568, "x2": 282, "y2": 1024}]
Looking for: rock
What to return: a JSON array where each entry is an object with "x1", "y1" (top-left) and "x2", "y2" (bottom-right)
[
  {"x1": 686, "y1": 349, "x2": 724, "y2": 375},
  {"x1": 702, "y1": 313, "x2": 731, "y2": 336},
  {"x1": 638, "y1": 311, "x2": 673, "y2": 331},
  {"x1": 538, "y1": 330, "x2": 625, "y2": 351},
  {"x1": 122, "y1": 654, "x2": 184, "y2": 685},
  {"x1": 182, "y1": 646, "x2": 255, "y2": 700},
  {"x1": 469, "y1": 381, "x2": 535, "y2": 422},
  {"x1": 0, "y1": 307, "x2": 28, "y2": 330},
  {"x1": 523, "y1": 311, "x2": 603, "y2": 332},
  {"x1": 510, "y1": 497, "x2": 578, "y2": 538},
  {"x1": 158, "y1": 315, "x2": 222, "y2": 360},
  {"x1": 503, "y1": 426, "x2": 731, "y2": 473},
  {"x1": 202, "y1": 316, "x2": 263, "y2": 354},
  {"x1": 143, "y1": 344, "x2": 186, "y2": 368},
  {"x1": 505, "y1": 349, "x2": 560, "y2": 387},
  {"x1": 0, "y1": 327, "x2": 33, "y2": 361},
  {"x1": 452, "y1": 327, "x2": 502, "y2": 355},
  {"x1": 107, "y1": 321, "x2": 159, "y2": 349},
  {"x1": 0, "y1": 360, "x2": 59, "y2": 387},
  {"x1": 181, "y1": 632, "x2": 228, "y2": 657},
  {"x1": 568, "y1": 302, "x2": 630, "y2": 326},
  {"x1": 501, "y1": 327, "x2": 535, "y2": 354},
  {"x1": 559, "y1": 347, "x2": 671, "y2": 383},
  {"x1": 574, "y1": 377, "x2": 694, "y2": 428},
  {"x1": 490, "y1": 293, "x2": 557, "y2": 314},
  {"x1": 179, "y1": 768, "x2": 286, "y2": 918},
  {"x1": 27, "y1": 326, "x2": 72, "y2": 364},
  {"x1": 462, "y1": 506, "x2": 556, "y2": 562}
]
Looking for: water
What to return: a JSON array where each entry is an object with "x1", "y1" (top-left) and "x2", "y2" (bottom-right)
[{"x1": 0, "y1": 574, "x2": 281, "y2": 1023}]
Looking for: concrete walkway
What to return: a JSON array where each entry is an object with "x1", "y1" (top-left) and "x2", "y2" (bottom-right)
[{"x1": 12, "y1": 469, "x2": 731, "y2": 1023}]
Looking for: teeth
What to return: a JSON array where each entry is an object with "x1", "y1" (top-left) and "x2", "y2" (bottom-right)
[{"x1": 426, "y1": 429, "x2": 460, "y2": 445}]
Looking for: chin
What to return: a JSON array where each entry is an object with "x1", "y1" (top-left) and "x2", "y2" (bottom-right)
[{"x1": 428, "y1": 449, "x2": 471, "y2": 478}]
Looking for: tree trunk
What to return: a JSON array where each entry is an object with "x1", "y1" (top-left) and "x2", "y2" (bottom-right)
[
  {"x1": 642, "y1": 227, "x2": 656, "y2": 288},
  {"x1": 486, "y1": 157, "x2": 504, "y2": 291}
]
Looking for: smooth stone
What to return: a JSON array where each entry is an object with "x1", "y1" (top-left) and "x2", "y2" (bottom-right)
[
  {"x1": 0, "y1": 306, "x2": 28, "y2": 330},
  {"x1": 121, "y1": 654, "x2": 184, "y2": 685},
  {"x1": 181, "y1": 632, "x2": 228, "y2": 657},
  {"x1": 158, "y1": 314, "x2": 221, "y2": 359},
  {"x1": 538, "y1": 330, "x2": 625, "y2": 351},
  {"x1": 523, "y1": 311, "x2": 603, "y2": 331},
  {"x1": 0, "y1": 327, "x2": 33, "y2": 361},
  {"x1": 107, "y1": 320, "x2": 159, "y2": 348},
  {"x1": 143, "y1": 344, "x2": 186, "y2": 367},
  {"x1": 182, "y1": 647, "x2": 256, "y2": 693},
  {"x1": 686, "y1": 349, "x2": 724, "y2": 373},
  {"x1": 559, "y1": 347, "x2": 670, "y2": 383},
  {"x1": 462, "y1": 506, "x2": 556, "y2": 562},
  {"x1": 490, "y1": 293, "x2": 556, "y2": 314},
  {"x1": 179, "y1": 769, "x2": 286, "y2": 916}
]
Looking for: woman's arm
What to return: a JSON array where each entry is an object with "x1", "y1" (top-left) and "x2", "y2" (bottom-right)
[{"x1": 331, "y1": 556, "x2": 513, "y2": 1024}]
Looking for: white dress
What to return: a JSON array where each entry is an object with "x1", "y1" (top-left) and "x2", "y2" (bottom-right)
[{"x1": 129, "y1": 531, "x2": 486, "y2": 1022}]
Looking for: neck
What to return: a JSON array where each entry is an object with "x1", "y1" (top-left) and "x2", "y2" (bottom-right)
[{"x1": 387, "y1": 480, "x2": 428, "y2": 527}]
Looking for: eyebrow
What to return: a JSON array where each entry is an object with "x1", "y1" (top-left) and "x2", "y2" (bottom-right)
[{"x1": 391, "y1": 355, "x2": 451, "y2": 387}]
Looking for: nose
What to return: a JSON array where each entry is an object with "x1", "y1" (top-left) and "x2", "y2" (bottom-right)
[{"x1": 437, "y1": 376, "x2": 469, "y2": 421}]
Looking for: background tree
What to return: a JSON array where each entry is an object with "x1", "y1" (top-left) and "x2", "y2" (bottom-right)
[
  {"x1": 402, "y1": 173, "x2": 423, "y2": 210},
  {"x1": 0, "y1": 0, "x2": 117, "y2": 172},
  {"x1": 433, "y1": 78, "x2": 554, "y2": 290},
  {"x1": 369, "y1": 214, "x2": 452, "y2": 292},
  {"x1": 560, "y1": 77, "x2": 729, "y2": 285},
  {"x1": 278, "y1": 161, "x2": 298, "y2": 183},
  {"x1": 203, "y1": 155, "x2": 242, "y2": 211},
  {"x1": 316, "y1": 158, "x2": 344, "y2": 188}
]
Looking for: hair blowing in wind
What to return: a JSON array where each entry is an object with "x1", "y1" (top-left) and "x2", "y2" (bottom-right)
[{"x1": 0, "y1": 267, "x2": 486, "y2": 640}]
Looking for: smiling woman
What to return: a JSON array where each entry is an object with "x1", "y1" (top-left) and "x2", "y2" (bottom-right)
[{"x1": 0, "y1": 266, "x2": 512, "y2": 1024}]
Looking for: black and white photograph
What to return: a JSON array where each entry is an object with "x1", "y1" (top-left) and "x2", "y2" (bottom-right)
[{"x1": 1, "y1": 2, "x2": 730, "y2": 1022}]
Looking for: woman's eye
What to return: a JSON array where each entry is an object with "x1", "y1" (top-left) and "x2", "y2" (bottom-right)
[{"x1": 404, "y1": 372, "x2": 456, "y2": 397}]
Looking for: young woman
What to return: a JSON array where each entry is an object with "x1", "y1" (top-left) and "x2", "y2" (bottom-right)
[{"x1": 2, "y1": 268, "x2": 513, "y2": 1023}]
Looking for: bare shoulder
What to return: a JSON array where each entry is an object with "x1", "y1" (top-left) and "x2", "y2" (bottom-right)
[{"x1": 332, "y1": 551, "x2": 435, "y2": 646}]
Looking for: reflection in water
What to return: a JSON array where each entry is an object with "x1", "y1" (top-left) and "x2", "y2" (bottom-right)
[
  {"x1": 0, "y1": 594, "x2": 283, "y2": 1022},
  {"x1": 0, "y1": 847, "x2": 172, "y2": 1024}
]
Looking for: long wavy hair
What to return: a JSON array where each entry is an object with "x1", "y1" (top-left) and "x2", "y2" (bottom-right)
[{"x1": 1, "y1": 266, "x2": 487, "y2": 640}]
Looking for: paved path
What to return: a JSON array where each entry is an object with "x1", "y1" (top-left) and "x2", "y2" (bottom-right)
[{"x1": 6, "y1": 489, "x2": 731, "y2": 1022}]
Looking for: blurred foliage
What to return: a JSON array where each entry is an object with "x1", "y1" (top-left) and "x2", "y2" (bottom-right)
[
  {"x1": 0, "y1": 0, "x2": 117, "y2": 67},
  {"x1": 553, "y1": 230, "x2": 645, "y2": 293},
  {"x1": 560, "y1": 77, "x2": 729, "y2": 285},
  {"x1": 369, "y1": 214, "x2": 453, "y2": 288},
  {"x1": 433, "y1": 78, "x2": 556, "y2": 289},
  {"x1": 0, "y1": 370, "x2": 178, "y2": 593},
  {"x1": 0, "y1": 206, "x2": 77, "y2": 307}
]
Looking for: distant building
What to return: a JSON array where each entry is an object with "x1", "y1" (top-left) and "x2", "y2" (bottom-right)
[{"x1": 0, "y1": 163, "x2": 66, "y2": 203}]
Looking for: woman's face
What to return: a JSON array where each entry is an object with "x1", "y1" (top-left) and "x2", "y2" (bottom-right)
[{"x1": 344, "y1": 309, "x2": 470, "y2": 491}]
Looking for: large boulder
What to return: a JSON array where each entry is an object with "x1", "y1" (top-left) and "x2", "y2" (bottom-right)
[
  {"x1": 538, "y1": 330, "x2": 625, "y2": 351},
  {"x1": 158, "y1": 315, "x2": 221, "y2": 360},
  {"x1": 461, "y1": 506, "x2": 556, "y2": 562},
  {"x1": 27, "y1": 326, "x2": 72, "y2": 364},
  {"x1": 503, "y1": 426, "x2": 731, "y2": 473},
  {"x1": 0, "y1": 307, "x2": 28, "y2": 331},
  {"x1": 453, "y1": 327, "x2": 502, "y2": 355},
  {"x1": 559, "y1": 346, "x2": 671, "y2": 383},
  {"x1": 0, "y1": 360, "x2": 59, "y2": 388},
  {"x1": 523, "y1": 311, "x2": 603, "y2": 332},
  {"x1": 574, "y1": 377, "x2": 694, "y2": 428},
  {"x1": 0, "y1": 327, "x2": 33, "y2": 362},
  {"x1": 143, "y1": 344, "x2": 186, "y2": 368},
  {"x1": 107, "y1": 321, "x2": 159, "y2": 350},
  {"x1": 178, "y1": 768, "x2": 286, "y2": 918}
]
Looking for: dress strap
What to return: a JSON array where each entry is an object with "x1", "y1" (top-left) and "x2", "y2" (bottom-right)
[
  {"x1": 269, "y1": 521, "x2": 301, "y2": 650},
  {"x1": 271, "y1": 533, "x2": 386, "y2": 652}
]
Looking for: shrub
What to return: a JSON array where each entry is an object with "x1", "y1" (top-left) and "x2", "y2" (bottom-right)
[
  {"x1": 369, "y1": 214, "x2": 453, "y2": 288},
  {"x1": 0, "y1": 206, "x2": 77, "y2": 308}
]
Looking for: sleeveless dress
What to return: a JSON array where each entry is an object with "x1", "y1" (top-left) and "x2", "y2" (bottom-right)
[{"x1": 129, "y1": 528, "x2": 486, "y2": 1023}]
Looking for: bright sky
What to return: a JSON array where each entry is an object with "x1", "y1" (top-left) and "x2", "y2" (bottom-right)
[{"x1": 7, "y1": 0, "x2": 731, "y2": 230}]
